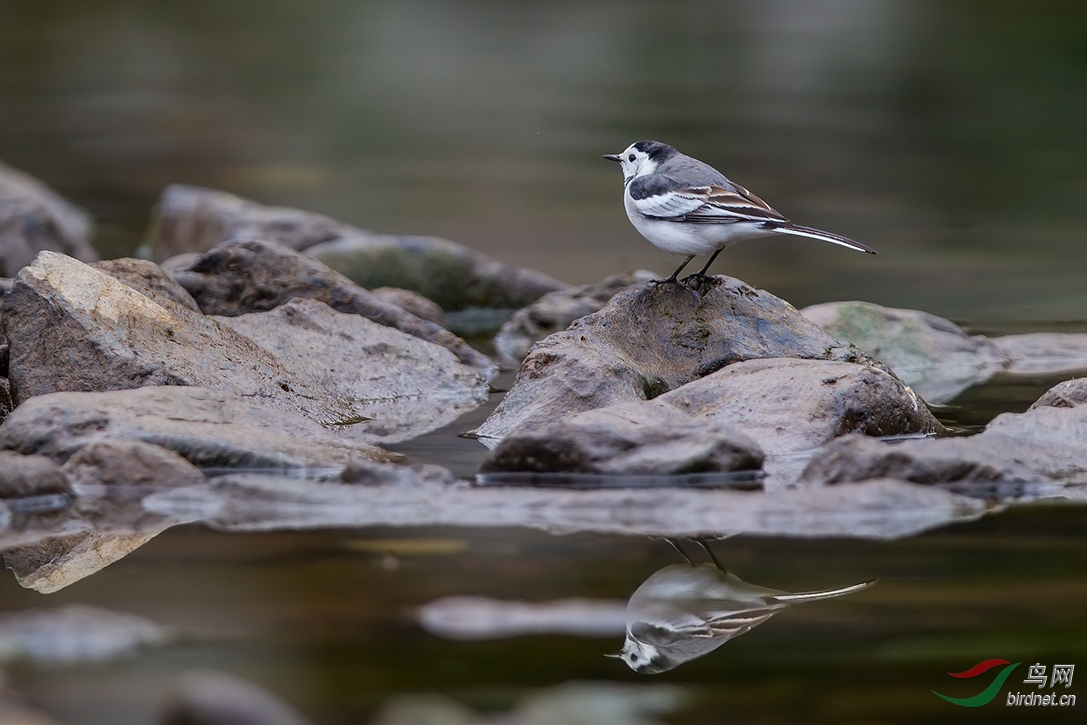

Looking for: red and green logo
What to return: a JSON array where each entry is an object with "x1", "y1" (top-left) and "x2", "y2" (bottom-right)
[{"x1": 933, "y1": 659, "x2": 1021, "y2": 707}]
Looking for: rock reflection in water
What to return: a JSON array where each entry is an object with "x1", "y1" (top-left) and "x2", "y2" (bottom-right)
[{"x1": 611, "y1": 541, "x2": 875, "y2": 674}]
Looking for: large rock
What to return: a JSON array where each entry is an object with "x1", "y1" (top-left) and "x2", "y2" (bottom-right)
[
  {"x1": 151, "y1": 184, "x2": 565, "y2": 310},
  {"x1": 800, "y1": 301, "x2": 1006, "y2": 404},
  {"x1": 479, "y1": 400, "x2": 764, "y2": 476},
  {"x1": 0, "y1": 160, "x2": 97, "y2": 276},
  {"x1": 0, "y1": 450, "x2": 72, "y2": 499},
  {"x1": 802, "y1": 386, "x2": 1087, "y2": 485},
  {"x1": 169, "y1": 238, "x2": 494, "y2": 377},
  {"x1": 801, "y1": 301, "x2": 1087, "y2": 403},
  {"x1": 476, "y1": 276, "x2": 886, "y2": 442},
  {"x1": 2, "y1": 251, "x2": 361, "y2": 425},
  {"x1": 217, "y1": 299, "x2": 488, "y2": 443},
  {"x1": 658, "y1": 358, "x2": 942, "y2": 455},
  {"x1": 92, "y1": 257, "x2": 201, "y2": 312},
  {"x1": 494, "y1": 271, "x2": 656, "y2": 368},
  {"x1": 0, "y1": 386, "x2": 399, "y2": 468}
]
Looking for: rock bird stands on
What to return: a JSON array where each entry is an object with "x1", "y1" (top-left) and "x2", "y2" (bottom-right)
[{"x1": 603, "y1": 140, "x2": 876, "y2": 283}]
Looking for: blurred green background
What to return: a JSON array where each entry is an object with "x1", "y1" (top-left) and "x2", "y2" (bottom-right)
[{"x1": 3, "y1": 0, "x2": 1087, "y2": 322}]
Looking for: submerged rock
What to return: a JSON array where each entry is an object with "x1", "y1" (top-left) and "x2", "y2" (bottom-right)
[
  {"x1": 0, "y1": 159, "x2": 97, "y2": 276},
  {"x1": 160, "y1": 671, "x2": 314, "y2": 725},
  {"x1": 476, "y1": 276, "x2": 885, "y2": 442},
  {"x1": 2, "y1": 251, "x2": 364, "y2": 425},
  {"x1": 169, "y1": 238, "x2": 494, "y2": 377},
  {"x1": 93, "y1": 257, "x2": 201, "y2": 312},
  {"x1": 216, "y1": 299, "x2": 488, "y2": 443},
  {"x1": 0, "y1": 605, "x2": 167, "y2": 665},
  {"x1": 151, "y1": 184, "x2": 565, "y2": 310},
  {"x1": 480, "y1": 400, "x2": 763, "y2": 476},
  {"x1": 419, "y1": 596, "x2": 627, "y2": 640},
  {"x1": 0, "y1": 386, "x2": 399, "y2": 468},
  {"x1": 493, "y1": 271, "x2": 656, "y2": 368},
  {"x1": 801, "y1": 301, "x2": 1087, "y2": 403}
]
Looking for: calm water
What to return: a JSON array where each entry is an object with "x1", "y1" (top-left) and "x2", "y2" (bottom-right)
[{"x1": 2, "y1": 1, "x2": 1087, "y2": 722}]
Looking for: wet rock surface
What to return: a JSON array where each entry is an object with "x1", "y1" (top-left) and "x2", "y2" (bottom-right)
[
  {"x1": 477, "y1": 276, "x2": 887, "y2": 442},
  {"x1": 2, "y1": 251, "x2": 365, "y2": 425},
  {"x1": 1030, "y1": 377, "x2": 1087, "y2": 410},
  {"x1": 170, "y1": 238, "x2": 494, "y2": 377},
  {"x1": 493, "y1": 271, "x2": 656, "y2": 367},
  {"x1": 480, "y1": 400, "x2": 764, "y2": 476},
  {"x1": 151, "y1": 184, "x2": 565, "y2": 311},
  {"x1": 0, "y1": 160, "x2": 97, "y2": 276},
  {"x1": 160, "y1": 671, "x2": 314, "y2": 725},
  {"x1": 145, "y1": 474, "x2": 987, "y2": 540},
  {"x1": 93, "y1": 257, "x2": 202, "y2": 312},
  {"x1": 217, "y1": 299, "x2": 487, "y2": 443},
  {"x1": 802, "y1": 301, "x2": 1087, "y2": 403},
  {"x1": 0, "y1": 386, "x2": 399, "y2": 468}
]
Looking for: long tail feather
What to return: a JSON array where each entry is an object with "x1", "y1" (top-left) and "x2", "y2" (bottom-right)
[
  {"x1": 764, "y1": 223, "x2": 876, "y2": 254},
  {"x1": 772, "y1": 579, "x2": 877, "y2": 603}
]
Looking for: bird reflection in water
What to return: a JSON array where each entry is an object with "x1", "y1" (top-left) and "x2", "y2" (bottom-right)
[{"x1": 609, "y1": 539, "x2": 875, "y2": 674}]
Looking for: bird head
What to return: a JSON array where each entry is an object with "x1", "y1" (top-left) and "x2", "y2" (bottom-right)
[
  {"x1": 603, "y1": 140, "x2": 676, "y2": 182},
  {"x1": 605, "y1": 636, "x2": 674, "y2": 674}
]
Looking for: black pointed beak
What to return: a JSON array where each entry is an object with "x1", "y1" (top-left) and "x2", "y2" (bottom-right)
[{"x1": 602, "y1": 154, "x2": 622, "y2": 162}]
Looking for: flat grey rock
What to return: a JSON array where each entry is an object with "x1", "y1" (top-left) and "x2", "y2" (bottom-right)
[
  {"x1": 990, "y1": 333, "x2": 1087, "y2": 376},
  {"x1": 477, "y1": 276, "x2": 888, "y2": 442},
  {"x1": 493, "y1": 271, "x2": 656, "y2": 368},
  {"x1": 0, "y1": 386, "x2": 399, "y2": 468},
  {"x1": 170, "y1": 238, "x2": 495, "y2": 378},
  {"x1": 151, "y1": 184, "x2": 565, "y2": 311},
  {"x1": 216, "y1": 299, "x2": 488, "y2": 443},
  {"x1": 480, "y1": 400, "x2": 763, "y2": 476},
  {"x1": 2, "y1": 251, "x2": 366, "y2": 426},
  {"x1": 0, "y1": 160, "x2": 97, "y2": 277}
]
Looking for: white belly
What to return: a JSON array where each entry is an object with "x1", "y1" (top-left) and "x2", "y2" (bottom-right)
[{"x1": 624, "y1": 193, "x2": 772, "y2": 255}]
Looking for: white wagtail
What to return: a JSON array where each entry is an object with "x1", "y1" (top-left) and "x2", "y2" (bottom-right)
[
  {"x1": 607, "y1": 540, "x2": 875, "y2": 674},
  {"x1": 603, "y1": 141, "x2": 876, "y2": 283}
]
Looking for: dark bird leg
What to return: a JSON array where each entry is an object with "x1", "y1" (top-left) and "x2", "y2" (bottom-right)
[
  {"x1": 665, "y1": 538, "x2": 697, "y2": 566},
  {"x1": 650, "y1": 255, "x2": 694, "y2": 286},
  {"x1": 683, "y1": 248, "x2": 723, "y2": 283},
  {"x1": 696, "y1": 539, "x2": 729, "y2": 573}
]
